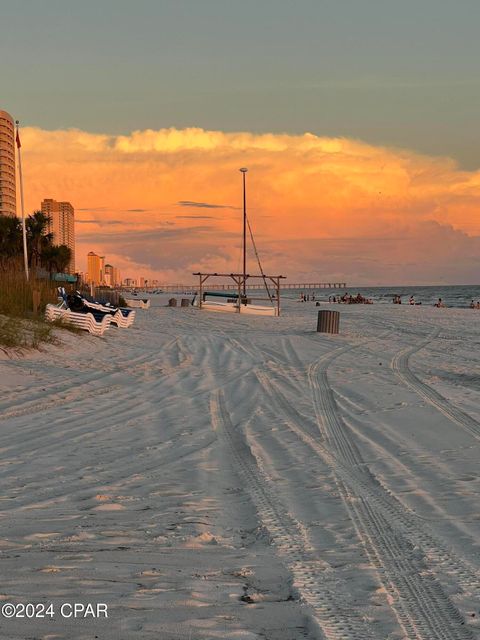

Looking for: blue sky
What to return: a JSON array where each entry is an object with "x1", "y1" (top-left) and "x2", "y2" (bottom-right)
[{"x1": 2, "y1": 0, "x2": 480, "y2": 167}]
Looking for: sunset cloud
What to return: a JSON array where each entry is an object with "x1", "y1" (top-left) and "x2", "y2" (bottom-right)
[
  {"x1": 177, "y1": 201, "x2": 237, "y2": 210},
  {"x1": 20, "y1": 126, "x2": 480, "y2": 284}
]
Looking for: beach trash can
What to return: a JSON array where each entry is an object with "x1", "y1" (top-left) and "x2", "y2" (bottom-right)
[
  {"x1": 181, "y1": 298, "x2": 190, "y2": 307},
  {"x1": 168, "y1": 298, "x2": 177, "y2": 307},
  {"x1": 317, "y1": 310, "x2": 339, "y2": 334}
]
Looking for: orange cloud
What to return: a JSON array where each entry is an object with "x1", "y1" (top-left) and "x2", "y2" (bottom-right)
[{"x1": 19, "y1": 126, "x2": 480, "y2": 284}]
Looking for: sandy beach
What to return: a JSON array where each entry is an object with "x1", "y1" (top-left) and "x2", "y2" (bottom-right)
[{"x1": 0, "y1": 298, "x2": 479, "y2": 639}]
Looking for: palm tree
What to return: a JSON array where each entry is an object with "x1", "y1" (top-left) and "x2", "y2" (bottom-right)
[
  {"x1": 0, "y1": 210, "x2": 70, "y2": 276},
  {"x1": 26, "y1": 211, "x2": 53, "y2": 272},
  {"x1": 0, "y1": 215, "x2": 22, "y2": 268},
  {"x1": 42, "y1": 244, "x2": 72, "y2": 275}
]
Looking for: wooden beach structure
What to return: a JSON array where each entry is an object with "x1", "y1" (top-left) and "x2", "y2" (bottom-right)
[{"x1": 193, "y1": 272, "x2": 286, "y2": 316}]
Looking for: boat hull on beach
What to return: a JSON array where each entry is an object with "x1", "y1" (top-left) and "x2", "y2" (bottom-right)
[
  {"x1": 197, "y1": 299, "x2": 279, "y2": 316},
  {"x1": 125, "y1": 298, "x2": 151, "y2": 309}
]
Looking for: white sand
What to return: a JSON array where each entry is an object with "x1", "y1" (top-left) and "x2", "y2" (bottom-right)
[{"x1": 0, "y1": 298, "x2": 479, "y2": 639}]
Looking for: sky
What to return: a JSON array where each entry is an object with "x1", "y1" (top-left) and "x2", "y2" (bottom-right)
[{"x1": 1, "y1": 0, "x2": 480, "y2": 284}]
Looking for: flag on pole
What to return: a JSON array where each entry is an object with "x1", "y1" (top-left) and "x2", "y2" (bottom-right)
[{"x1": 16, "y1": 120, "x2": 29, "y2": 281}]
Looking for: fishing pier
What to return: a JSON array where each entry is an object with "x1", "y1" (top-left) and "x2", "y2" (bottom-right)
[{"x1": 143, "y1": 281, "x2": 346, "y2": 292}]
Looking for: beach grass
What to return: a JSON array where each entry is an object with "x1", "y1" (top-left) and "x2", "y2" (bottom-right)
[
  {"x1": 0, "y1": 269, "x2": 58, "y2": 318},
  {"x1": 0, "y1": 269, "x2": 64, "y2": 349},
  {"x1": 0, "y1": 315, "x2": 56, "y2": 349}
]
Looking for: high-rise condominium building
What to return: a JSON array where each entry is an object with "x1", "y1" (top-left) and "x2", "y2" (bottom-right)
[
  {"x1": 41, "y1": 198, "x2": 76, "y2": 273},
  {"x1": 87, "y1": 251, "x2": 105, "y2": 286},
  {"x1": 104, "y1": 264, "x2": 121, "y2": 287},
  {"x1": 0, "y1": 110, "x2": 16, "y2": 217},
  {"x1": 104, "y1": 264, "x2": 114, "y2": 287}
]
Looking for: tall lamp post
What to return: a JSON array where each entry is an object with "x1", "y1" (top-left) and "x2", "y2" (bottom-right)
[{"x1": 240, "y1": 167, "x2": 248, "y2": 298}]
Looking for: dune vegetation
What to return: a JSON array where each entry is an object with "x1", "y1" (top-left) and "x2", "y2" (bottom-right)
[{"x1": 0, "y1": 212, "x2": 71, "y2": 349}]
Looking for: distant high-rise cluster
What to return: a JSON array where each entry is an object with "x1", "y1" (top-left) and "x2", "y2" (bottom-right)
[
  {"x1": 0, "y1": 109, "x2": 16, "y2": 217},
  {"x1": 123, "y1": 276, "x2": 158, "y2": 288},
  {"x1": 41, "y1": 198, "x2": 76, "y2": 273},
  {"x1": 87, "y1": 251, "x2": 121, "y2": 287}
]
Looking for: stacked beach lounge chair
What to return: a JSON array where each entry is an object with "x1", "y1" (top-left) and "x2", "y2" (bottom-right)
[{"x1": 45, "y1": 289, "x2": 136, "y2": 336}]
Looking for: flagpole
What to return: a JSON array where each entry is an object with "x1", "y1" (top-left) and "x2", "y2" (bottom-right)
[
  {"x1": 15, "y1": 120, "x2": 29, "y2": 281},
  {"x1": 240, "y1": 167, "x2": 248, "y2": 299}
]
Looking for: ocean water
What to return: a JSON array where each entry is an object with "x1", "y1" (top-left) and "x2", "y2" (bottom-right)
[{"x1": 280, "y1": 285, "x2": 480, "y2": 308}]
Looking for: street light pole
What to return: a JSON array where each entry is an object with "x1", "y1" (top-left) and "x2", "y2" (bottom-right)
[{"x1": 240, "y1": 167, "x2": 248, "y2": 298}]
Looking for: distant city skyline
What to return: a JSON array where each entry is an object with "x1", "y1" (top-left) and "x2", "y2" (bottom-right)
[{"x1": 86, "y1": 251, "x2": 121, "y2": 287}]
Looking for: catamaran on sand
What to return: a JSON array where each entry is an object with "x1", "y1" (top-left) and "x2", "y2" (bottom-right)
[{"x1": 193, "y1": 168, "x2": 286, "y2": 316}]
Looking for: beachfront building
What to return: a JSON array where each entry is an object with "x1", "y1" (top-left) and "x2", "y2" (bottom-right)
[
  {"x1": 87, "y1": 251, "x2": 105, "y2": 286},
  {"x1": 104, "y1": 264, "x2": 121, "y2": 287},
  {"x1": 104, "y1": 264, "x2": 113, "y2": 287},
  {"x1": 0, "y1": 109, "x2": 16, "y2": 217},
  {"x1": 41, "y1": 198, "x2": 76, "y2": 273}
]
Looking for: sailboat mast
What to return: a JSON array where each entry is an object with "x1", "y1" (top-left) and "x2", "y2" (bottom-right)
[{"x1": 240, "y1": 167, "x2": 248, "y2": 298}]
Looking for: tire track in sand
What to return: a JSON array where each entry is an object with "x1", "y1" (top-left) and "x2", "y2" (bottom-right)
[
  {"x1": 391, "y1": 328, "x2": 480, "y2": 440},
  {"x1": 257, "y1": 360, "x2": 479, "y2": 587},
  {"x1": 210, "y1": 388, "x2": 374, "y2": 640},
  {"x1": 255, "y1": 337, "x2": 475, "y2": 640},
  {"x1": 231, "y1": 326, "x2": 477, "y2": 639}
]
